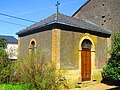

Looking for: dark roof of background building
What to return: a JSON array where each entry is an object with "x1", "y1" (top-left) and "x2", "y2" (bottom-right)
[
  {"x1": 17, "y1": 13, "x2": 112, "y2": 37},
  {"x1": 0, "y1": 35, "x2": 18, "y2": 44}
]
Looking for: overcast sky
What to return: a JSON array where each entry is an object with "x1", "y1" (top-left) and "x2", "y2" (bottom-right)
[{"x1": 0, "y1": 0, "x2": 88, "y2": 38}]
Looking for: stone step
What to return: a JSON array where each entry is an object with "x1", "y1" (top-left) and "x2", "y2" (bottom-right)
[{"x1": 76, "y1": 81, "x2": 97, "y2": 88}]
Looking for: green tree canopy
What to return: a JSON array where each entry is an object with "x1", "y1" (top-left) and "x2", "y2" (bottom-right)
[
  {"x1": 0, "y1": 38, "x2": 11, "y2": 83},
  {"x1": 0, "y1": 38, "x2": 7, "y2": 49},
  {"x1": 103, "y1": 33, "x2": 120, "y2": 82}
]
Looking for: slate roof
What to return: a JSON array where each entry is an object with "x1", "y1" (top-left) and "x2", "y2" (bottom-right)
[
  {"x1": 17, "y1": 13, "x2": 112, "y2": 36},
  {"x1": 0, "y1": 35, "x2": 18, "y2": 44}
]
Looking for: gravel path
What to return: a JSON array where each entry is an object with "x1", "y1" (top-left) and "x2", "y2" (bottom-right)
[{"x1": 70, "y1": 83, "x2": 120, "y2": 90}]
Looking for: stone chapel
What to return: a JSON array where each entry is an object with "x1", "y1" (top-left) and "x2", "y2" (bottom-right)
[{"x1": 16, "y1": 0, "x2": 120, "y2": 87}]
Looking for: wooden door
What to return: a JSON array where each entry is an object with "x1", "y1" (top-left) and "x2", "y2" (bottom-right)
[{"x1": 81, "y1": 48, "x2": 91, "y2": 81}]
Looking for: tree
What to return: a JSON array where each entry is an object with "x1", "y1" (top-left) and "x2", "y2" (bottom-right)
[
  {"x1": 0, "y1": 38, "x2": 11, "y2": 83},
  {"x1": 0, "y1": 38, "x2": 7, "y2": 49},
  {"x1": 103, "y1": 33, "x2": 120, "y2": 82}
]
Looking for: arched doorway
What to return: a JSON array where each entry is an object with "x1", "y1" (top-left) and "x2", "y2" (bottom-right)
[{"x1": 81, "y1": 39, "x2": 92, "y2": 81}]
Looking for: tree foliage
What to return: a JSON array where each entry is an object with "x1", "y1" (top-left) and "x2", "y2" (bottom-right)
[
  {"x1": 0, "y1": 38, "x2": 7, "y2": 49},
  {"x1": 103, "y1": 33, "x2": 120, "y2": 82},
  {"x1": 0, "y1": 38, "x2": 11, "y2": 83}
]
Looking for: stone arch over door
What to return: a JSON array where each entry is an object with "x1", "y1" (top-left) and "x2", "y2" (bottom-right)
[
  {"x1": 81, "y1": 39, "x2": 92, "y2": 81},
  {"x1": 79, "y1": 34, "x2": 95, "y2": 81}
]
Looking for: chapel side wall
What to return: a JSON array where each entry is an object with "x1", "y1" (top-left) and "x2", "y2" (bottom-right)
[
  {"x1": 19, "y1": 30, "x2": 52, "y2": 60},
  {"x1": 73, "y1": 0, "x2": 120, "y2": 33},
  {"x1": 95, "y1": 36, "x2": 107, "y2": 69},
  {"x1": 60, "y1": 30, "x2": 83, "y2": 70},
  {"x1": 60, "y1": 30, "x2": 108, "y2": 70}
]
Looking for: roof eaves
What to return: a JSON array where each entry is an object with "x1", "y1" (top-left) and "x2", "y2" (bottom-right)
[
  {"x1": 55, "y1": 21, "x2": 112, "y2": 35},
  {"x1": 84, "y1": 20, "x2": 112, "y2": 34},
  {"x1": 16, "y1": 20, "x2": 57, "y2": 35}
]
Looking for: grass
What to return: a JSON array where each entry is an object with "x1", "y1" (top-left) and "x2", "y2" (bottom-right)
[{"x1": 0, "y1": 83, "x2": 33, "y2": 90}]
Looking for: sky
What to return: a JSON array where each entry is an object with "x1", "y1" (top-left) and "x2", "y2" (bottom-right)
[{"x1": 0, "y1": 0, "x2": 88, "y2": 39}]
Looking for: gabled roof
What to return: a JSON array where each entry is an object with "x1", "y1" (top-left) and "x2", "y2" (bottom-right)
[
  {"x1": 0, "y1": 35, "x2": 18, "y2": 44},
  {"x1": 17, "y1": 13, "x2": 112, "y2": 37},
  {"x1": 72, "y1": 0, "x2": 90, "y2": 17}
]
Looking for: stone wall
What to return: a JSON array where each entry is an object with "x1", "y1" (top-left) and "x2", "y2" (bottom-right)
[
  {"x1": 73, "y1": 0, "x2": 120, "y2": 33},
  {"x1": 95, "y1": 36, "x2": 107, "y2": 68},
  {"x1": 60, "y1": 30, "x2": 82, "y2": 69},
  {"x1": 18, "y1": 30, "x2": 52, "y2": 60}
]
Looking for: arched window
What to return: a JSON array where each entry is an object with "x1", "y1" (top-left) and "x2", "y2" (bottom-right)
[
  {"x1": 81, "y1": 39, "x2": 92, "y2": 49},
  {"x1": 29, "y1": 39, "x2": 36, "y2": 55},
  {"x1": 31, "y1": 41, "x2": 35, "y2": 52}
]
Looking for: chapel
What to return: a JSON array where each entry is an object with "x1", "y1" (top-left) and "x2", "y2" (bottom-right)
[{"x1": 16, "y1": 0, "x2": 116, "y2": 87}]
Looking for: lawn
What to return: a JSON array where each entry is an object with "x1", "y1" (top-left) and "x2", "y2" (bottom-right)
[{"x1": 0, "y1": 84, "x2": 33, "y2": 90}]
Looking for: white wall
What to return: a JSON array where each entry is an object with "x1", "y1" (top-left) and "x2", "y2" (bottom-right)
[{"x1": 6, "y1": 43, "x2": 18, "y2": 60}]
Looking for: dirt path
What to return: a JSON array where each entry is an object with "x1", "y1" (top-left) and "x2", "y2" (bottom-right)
[{"x1": 70, "y1": 83, "x2": 120, "y2": 90}]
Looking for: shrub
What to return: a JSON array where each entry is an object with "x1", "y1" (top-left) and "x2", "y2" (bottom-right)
[
  {"x1": 12, "y1": 49, "x2": 63, "y2": 90},
  {"x1": 0, "y1": 38, "x2": 11, "y2": 83},
  {"x1": 0, "y1": 48, "x2": 11, "y2": 83},
  {"x1": 103, "y1": 33, "x2": 120, "y2": 82},
  {"x1": 0, "y1": 38, "x2": 7, "y2": 49}
]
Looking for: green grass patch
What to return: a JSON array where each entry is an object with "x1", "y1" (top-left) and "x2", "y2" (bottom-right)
[{"x1": 0, "y1": 84, "x2": 33, "y2": 90}]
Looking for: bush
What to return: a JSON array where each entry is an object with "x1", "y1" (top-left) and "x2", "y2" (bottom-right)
[
  {"x1": 11, "y1": 50, "x2": 63, "y2": 90},
  {"x1": 0, "y1": 38, "x2": 12, "y2": 83},
  {"x1": 0, "y1": 38, "x2": 7, "y2": 49},
  {"x1": 103, "y1": 33, "x2": 120, "y2": 82},
  {"x1": 0, "y1": 48, "x2": 11, "y2": 83}
]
